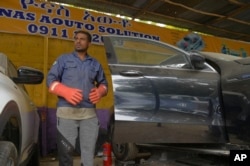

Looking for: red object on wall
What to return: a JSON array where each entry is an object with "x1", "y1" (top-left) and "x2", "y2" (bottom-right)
[{"x1": 103, "y1": 142, "x2": 112, "y2": 166}]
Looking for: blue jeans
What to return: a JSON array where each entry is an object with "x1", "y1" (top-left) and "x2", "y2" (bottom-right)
[{"x1": 57, "y1": 117, "x2": 99, "y2": 166}]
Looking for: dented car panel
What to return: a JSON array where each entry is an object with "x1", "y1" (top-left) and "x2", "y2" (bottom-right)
[{"x1": 103, "y1": 36, "x2": 250, "y2": 147}]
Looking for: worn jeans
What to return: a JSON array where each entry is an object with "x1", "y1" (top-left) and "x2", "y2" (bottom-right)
[{"x1": 57, "y1": 117, "x2": 99, "y2": 166}]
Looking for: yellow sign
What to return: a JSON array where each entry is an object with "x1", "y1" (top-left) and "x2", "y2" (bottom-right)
[{"x1": 0, "y1": 0, "x2": 249, "y2": 57}]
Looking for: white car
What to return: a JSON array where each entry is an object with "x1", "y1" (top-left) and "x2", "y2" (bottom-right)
[{"x1": 0, "y1": 53, "x2": 44, "y2": 166}]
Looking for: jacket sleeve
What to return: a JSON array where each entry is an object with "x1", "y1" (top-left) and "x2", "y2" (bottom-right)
[
  {"x1": 96, "y1": 63, "x2": 108, "y2": 89},
  {"x1": 95, "y1": 61, "x2": 108, "y2": 88},
  {"x1": 46, "y1": 56, "x2": 64, "y2": 88}
]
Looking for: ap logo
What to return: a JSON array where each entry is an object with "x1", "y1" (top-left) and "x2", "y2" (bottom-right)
[
  {"x1": 234, "y1": 154, "x2": 247, "y2": 161},
  {"x1": 230, "y1": 150, "x2": 250, "y2": 166}
]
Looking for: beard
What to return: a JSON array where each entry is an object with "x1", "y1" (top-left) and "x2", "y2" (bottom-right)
[{"x1": 75, "y1": 47, "x2": 88, "y2": 53}]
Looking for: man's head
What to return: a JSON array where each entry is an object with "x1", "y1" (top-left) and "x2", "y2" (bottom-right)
[{"x1": 74, "y1": 30, "x2": 92, "y2": 53}]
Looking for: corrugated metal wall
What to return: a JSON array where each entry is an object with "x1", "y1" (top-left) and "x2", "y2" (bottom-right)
[{"x1": 0, "y1": 32, "x2": 113, "y2": 110}]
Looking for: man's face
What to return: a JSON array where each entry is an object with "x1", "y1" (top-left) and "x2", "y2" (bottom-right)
[{"x1": 74, "y1": 33, "x2": 90, "y2": 52}]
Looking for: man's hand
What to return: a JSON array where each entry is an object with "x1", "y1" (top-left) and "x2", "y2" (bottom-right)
[
  {"x1": 49, "y1": 81, "x2": 83, "y2": 105},
  {"x1": 89, "y1": 84, "x2": 107, "y2": 104}
]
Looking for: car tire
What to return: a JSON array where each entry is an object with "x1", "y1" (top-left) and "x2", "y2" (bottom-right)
[
  {"x1": 0, "y1": 141, "x2": 18, "y2": 166},
  {"x1": 108, "y1": 116, "x2": 138, "y2": 161},
  {"x1": 27, "y1": 143, "x2": 40, "y2": 166},
  {"x1": 112, "y1": 142, "x2": 138, "y2": 161}
]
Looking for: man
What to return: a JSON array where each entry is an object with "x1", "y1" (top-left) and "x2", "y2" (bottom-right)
[{"x1": 46, "y1": 30, "x2": 108, "y2": 166}]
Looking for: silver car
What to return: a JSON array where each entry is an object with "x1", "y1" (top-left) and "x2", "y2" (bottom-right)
[{"x1": 0, "y1": 53, "x2": 43, "y2": 165}]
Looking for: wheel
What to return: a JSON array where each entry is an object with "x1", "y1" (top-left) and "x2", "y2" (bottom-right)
[
  {"x1": 208, "y1": 101, "x2": 228, "y2": 142},
  {"x1": 109, "y1": 116, "x2": 138, "y2": 161},
  {"x1": 112, "y1": 142, "x2": 138, "y2": 161},
  {"x1": 0, "y1": 141, "x2": 18, "y2": 166},
  {"x1": 27, "y1": 143, "x2": 40, "y2": 166}
]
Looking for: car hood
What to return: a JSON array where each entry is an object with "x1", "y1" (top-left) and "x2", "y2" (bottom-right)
[
  {"x1": 235, "y1": 58, "x2": 250, "y2": 65},
  {"x1": 197, "y1": 51, "x2": 250, "y2": 78}
]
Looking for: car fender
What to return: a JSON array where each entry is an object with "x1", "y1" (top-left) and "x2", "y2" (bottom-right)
[
  {"x1": 0, "y1": 72, "x2": 39, "y2": 163},
  {"x1": 0, "y1": 73, "x2": 21, "y2": 113}
]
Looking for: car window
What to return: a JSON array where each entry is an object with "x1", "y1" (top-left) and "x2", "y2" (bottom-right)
[
  {"x1": 7, "y1": 59, "x2": 18, "y2": 78},
  {"x1": 110, "y1": 37, "x2": 189, "y2": 68},
  {"x1": 0, "y1": 54, "x2": 7, "y2": 74}
]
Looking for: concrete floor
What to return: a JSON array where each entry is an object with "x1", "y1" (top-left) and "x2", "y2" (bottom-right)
[
  {"x1": 39, "y1": 152, "x2": 178, "y2": 166},
  {"x1": 40, "y1": 156, "x2": 115, "y2": 166},
  {"x1": 39, "y1": 156, "x2": 175, "y2": 166},
  {"x1": 39, "y1": 150, "x2": 229, "y2": 166},
  {"x1": 39, "y1": 152, "x2": 185, "y2": 166}
]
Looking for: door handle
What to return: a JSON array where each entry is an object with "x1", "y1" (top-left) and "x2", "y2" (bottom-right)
[{"x1": 119, "y1": 70, "x2": 143, "y2": 77}]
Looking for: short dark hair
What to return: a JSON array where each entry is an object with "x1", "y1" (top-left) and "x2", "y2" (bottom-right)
[{"x1": 74, "y1": 30, "x2": 92, "y2": 42}]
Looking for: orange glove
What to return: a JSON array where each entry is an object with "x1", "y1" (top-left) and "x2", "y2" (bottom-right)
[
  {"x1": 49, "y1": 81, "x2": 83, "y2": 105},
  {"x1": 89, "y1": 84, "x2": 107, "y2": 104}
]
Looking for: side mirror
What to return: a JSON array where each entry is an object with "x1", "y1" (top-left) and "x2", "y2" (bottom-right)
[
  {"x1": 190, "y1": 53, "x2": 205, "y2": 70},
  {"x1": 12, "y1": 66, "x2": 44, "y2": 84}
]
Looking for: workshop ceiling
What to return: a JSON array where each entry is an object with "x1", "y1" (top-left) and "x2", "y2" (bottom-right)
[{"x1": 49, "y1": 0, "x2": 250, "y2": 43}]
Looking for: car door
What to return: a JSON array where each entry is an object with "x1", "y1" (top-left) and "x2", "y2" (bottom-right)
[{"x1": 103, "y1": 36, "x2": 222, "y2": 144}]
